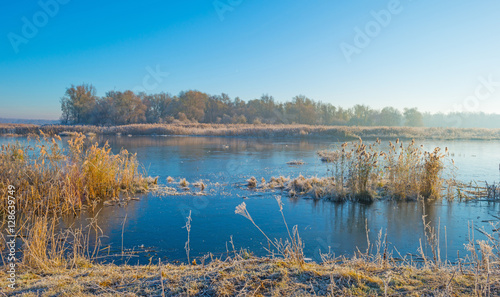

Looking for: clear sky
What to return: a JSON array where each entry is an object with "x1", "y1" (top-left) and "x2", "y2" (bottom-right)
[{"x1": 1, "y1": 0, "x2": 500, "y2": 119}]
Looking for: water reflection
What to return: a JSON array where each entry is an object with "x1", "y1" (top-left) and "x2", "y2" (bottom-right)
[
  {"x1": 1, "y1": 135, "x2": 500, "y2": 264},
  {"x1": 52, "y1": 190, "x2": 499, "y2": 265}
]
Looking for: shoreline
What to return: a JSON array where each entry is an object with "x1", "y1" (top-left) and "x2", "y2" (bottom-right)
[{"x1": 2, "y1": 123, "x2": 500, "y2": 140}]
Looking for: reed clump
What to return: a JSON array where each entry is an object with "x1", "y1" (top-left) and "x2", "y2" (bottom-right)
[
  {"x1": 179, "y1": 178, "x2": 189, "y2": 188},
  {"x1": 382, "y1": 139, "x2": 448, "y2": 199},
  {"x1": 317, "y1": 140, "x2": 382, "y2": 202},
  {"x1": 421, "y1": 147, "x2": 446, "y2": 198},
  {"x1": 287, "y1": 175, "x2": 337, "y2": 200},
  {"x1": 247, "y1": 139, "x2": 449, "y2": 202},
  {"x1": 247, "y1": 176, "x2": 258, "y2": 188},
  {"x1": 382, "y1": 139, "x2": 421, "y2": 199},
  {"x1": 314, "y1": 139, "x2": 450, "y2": 201},
  {"x1": 0, "y1": 132, "x2": 151, "y2": 215},
  {"x1": 322, "y1": 139, "x2": 450, "y2": 200},
  {"x1": 346, "y1": 140, "x2": 381, "y2": 201},
  {"x1": 267, "y1": 176, "x2": 290, "y2": 189}
]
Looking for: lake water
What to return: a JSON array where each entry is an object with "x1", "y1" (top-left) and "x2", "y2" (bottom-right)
[{"x1": 2, "y1": 135, "x2": 500, "y2": 264}]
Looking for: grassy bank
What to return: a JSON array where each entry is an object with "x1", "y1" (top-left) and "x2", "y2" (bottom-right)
[
  {"x1": 3, "y1": 123, "x2": 500, "y2": 140},
  {"x1": 3, "y1": 255, "x2": 499, "y2": 296}
]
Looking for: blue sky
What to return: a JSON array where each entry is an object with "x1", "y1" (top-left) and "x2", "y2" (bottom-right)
[{"x1": 1, "y1": 0, "x2": 500, "y2": 119}]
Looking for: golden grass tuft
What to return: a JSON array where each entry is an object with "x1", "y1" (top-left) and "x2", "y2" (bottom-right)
[
  {"x1": 192, "y1": 180, "x2": 205, "y2": 191},
  {"x1": 0, "y1": 132, "x2": 151, "y2": 215},
  {"x1": 247, "y1": 176, "x2": 258, "y2": 188},
  {"x1": 179, "y1": 178, "x2": 190, "y2": 188}
]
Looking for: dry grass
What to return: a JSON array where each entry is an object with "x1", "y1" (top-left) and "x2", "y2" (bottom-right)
[
  {"x1": 2, "y1": 257, "x2": 498, "y2": 296},
  {"x1": 252, "y1": 139, "x2": 451, "y2": 202},
  {"x1": 235, "y1": 198, "x2": 304, "y2": 264},
  {"x1": 154, "y1": 178, "x2": 209, "y2": 197},
  {"x1": 318, "y1": 139, "x2": 449, "y2": 201},
  {"x1": 287, "y1": 175, "x2": 338, "y2": 200},
  {"x1": 250, "y1": 175, "x2": 340, "y2": 201},
  {"x1": 0, "y1": 132, "x2": 152, "y2": 215},
  {"x1": 4, "y1": 123, "x2": 500, "y2": 140},
  {"x1": 382, "y1": 139, "x2": 449, "y2": 200},
  {"x1": 18, "y1": 214, "x2": 102, "y2": 274},
  {"x1": 250, "y1": 174, "x2": 354, "y2": 202},
  {"x1": 192, "y1": 180, "x2": 206, "y2": 191},
  {"x1": 247, "y1": 176, "x2": 258, "y2": 188},
  {"x1": 179, "y1": 178, "x2": 190, "y2": 188}
]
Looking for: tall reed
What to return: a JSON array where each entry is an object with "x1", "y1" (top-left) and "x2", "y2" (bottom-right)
[
  {"x1": 346, "y1": 140, "x2": 381, "y2": 201},
  {"x1": 317, "y1": 139, "x2": 449, "y2": 201},
  {"x1": 0, "y1": 132, "x2": 151, "y2": 215},
  {"x1": 319, "y1": 139, "x2": 381, "y2": 201},
  {"x1": 21, "y1": 213, "x2": 102, "y2": 272},
  {"x1": 235, "y1": 198, "x2": 304, "y2": 264}
]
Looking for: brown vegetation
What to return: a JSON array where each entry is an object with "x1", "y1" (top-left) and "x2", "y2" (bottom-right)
[
  {"x1": 0, "y1": 132, "x2": 153, "y2": 215},
  {"x1": 252, "y1": 139, "x2": 450, "y2": 202},
  {"x1": 4, "y1": 255, "x2": 499, "y2": 296},
  {"x1": 3, "y1": 123, "x2": 500, "y2": 140}
]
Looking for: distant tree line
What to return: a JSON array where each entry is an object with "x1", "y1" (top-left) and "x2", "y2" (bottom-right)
[{"x1": 60, "y1": 84, "x2": 500, "y2": 128}]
